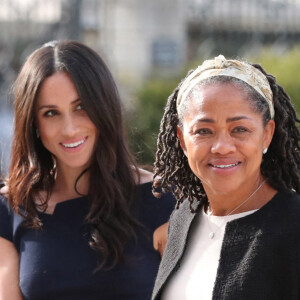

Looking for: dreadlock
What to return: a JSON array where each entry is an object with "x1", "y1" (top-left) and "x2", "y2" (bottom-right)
[{"x1": 153, "y1": 63, "x2": 300, "y2": 212}]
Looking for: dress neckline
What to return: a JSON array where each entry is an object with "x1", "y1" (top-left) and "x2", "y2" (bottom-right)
[
  {"x1": 39, "y1": 181, "x2": 153, "y2": 216},
  {"x1": 39, "y1": 195, "x2": 88, "y2": 216}
]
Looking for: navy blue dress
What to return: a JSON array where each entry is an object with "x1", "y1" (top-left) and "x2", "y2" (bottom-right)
[{"x1": 0, "y1": 182, "x2": 175, "y2": 300}]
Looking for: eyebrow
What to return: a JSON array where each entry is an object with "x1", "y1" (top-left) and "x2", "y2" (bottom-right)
[
  {"x1": 195, "y1": 116, "x2": 252, "y2": 123},
  {"x1": 37, "y1": 98, "x2": 81, "y2": 111}
]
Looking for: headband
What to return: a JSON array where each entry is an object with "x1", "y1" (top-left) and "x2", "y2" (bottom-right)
[{"x1": 177, "y1": 55, "x2": 274, "y2": 119}]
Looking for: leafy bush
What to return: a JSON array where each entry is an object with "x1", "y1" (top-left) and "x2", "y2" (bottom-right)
[
  {"x1": 128, "y1": 47, "x2": 300, "y2": 166},
  {"x1": 251, "y1": 47, "x2": 300, "y2": 114},
  {"x1": 126, "y1": 79, "x2": 179, "y2": 166}
]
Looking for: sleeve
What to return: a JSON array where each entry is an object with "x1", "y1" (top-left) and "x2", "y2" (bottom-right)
[
  {"x1": 0, "y1": 195, "x2": 13, "y2": 241},
  {"x1": 158, "y1": 191, "x2": 177, "y2": 222},
  {"x1": 138, "y1": 183, "x2": 176, "y2": 232}
]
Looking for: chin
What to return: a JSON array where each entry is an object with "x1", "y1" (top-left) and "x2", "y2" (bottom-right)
[
  {"x1": 60, "y1": 159, "x2": 92, "y2": 171},
  {"x1": 204, "y1": 181, "x2": 240, "y2": 195}
]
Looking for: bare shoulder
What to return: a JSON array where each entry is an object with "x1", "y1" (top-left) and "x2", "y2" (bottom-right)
[
  {"x1": 137, "y1": 168, "x2": 154, "y2": 184},
  {"x1": 0, "y1": 185, "x2": 8, "y2": 197},
  {"x1": 0, "y1": 236, "x2": 18, "y2": 264},
  {"x1": 0, "y1": 237, "x2": 23, "y2": 299}
]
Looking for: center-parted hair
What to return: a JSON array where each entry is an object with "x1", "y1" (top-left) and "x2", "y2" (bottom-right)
[
  {"x1": 8, "y1": 40, "x2": 139, "y2": 269},
  {"x1": 153, "y1": 63, "x2": 300, "y2": 212}
]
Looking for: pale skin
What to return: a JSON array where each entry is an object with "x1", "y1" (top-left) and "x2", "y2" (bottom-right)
[
  {"x1": 0, "y1": 71, "x2": 154, "y2": 297},
  {"x1": 0, "y1": 238, "x2": 23, "y2": 300},
  {"x1": 35, "y1": 72, "x2": 153, "y2": 212}
]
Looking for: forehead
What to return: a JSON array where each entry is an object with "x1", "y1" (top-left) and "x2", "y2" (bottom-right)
[
  {"x1": 180, "y1": 82, "x2": 260, "y2": 122},
  {"x1": 192, "y1": 82, "x2": 246, "y2": 103},
  {"x1": 36, "y1": 72, "x2": 78, "y2": 106}
]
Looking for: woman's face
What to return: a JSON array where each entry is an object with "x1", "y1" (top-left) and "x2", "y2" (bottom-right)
[
  {"x1": 35, "y1": 72, "x2": 99, "y2": 174},
  {"x1": 177, "y1": 83, "x2": 275, "y2": 196}
]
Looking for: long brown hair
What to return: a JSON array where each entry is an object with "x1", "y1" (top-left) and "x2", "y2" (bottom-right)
[{"x1": 8, "y1": 40, "x2": 139, "y2": 268}]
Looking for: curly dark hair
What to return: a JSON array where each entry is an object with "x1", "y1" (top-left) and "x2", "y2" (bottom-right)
[{"x1": 153, "y1": 63, "x2": 300, "y2": 212}]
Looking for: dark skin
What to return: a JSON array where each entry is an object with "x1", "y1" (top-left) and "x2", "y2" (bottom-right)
[
  {"x1": 153, "y1": 82, "x2": 276, "y2": 256},
  {"x1": 177, "y1": 83, "x2": 276, "y2": 216}
]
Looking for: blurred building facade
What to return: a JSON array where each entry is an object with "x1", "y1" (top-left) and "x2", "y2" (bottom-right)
[
  {"x1": 187, "y1": 0, "x2": 300, "y2": 59},
  {"x1": 1, "y1": 0, "x2": 300, "y2": 94},
  {"x1": 0, "y1": 0, "x2": 187, "y2": 174},
  {"x1": 91, "y1": 0, "x2": 186, "y2": 87},
  {"x1": 1, "y1": 0, "x2": 300, "y2": 174}
]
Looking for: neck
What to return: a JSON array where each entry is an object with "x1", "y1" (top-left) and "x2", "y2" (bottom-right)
[
  {"x1": 205, "y1": 176, "x2": 276, "y2": 216},
  {"x1": 54, "y1": 164, "x2": 90, "y2": 199}
]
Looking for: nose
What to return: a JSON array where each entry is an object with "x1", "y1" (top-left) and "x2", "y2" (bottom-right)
[
  {"x1": 61, "y1": 115, "x2": 80, "y2": 138},
  {"x1": 211, "y1": 132, "x2": 236, "y2": 155}
]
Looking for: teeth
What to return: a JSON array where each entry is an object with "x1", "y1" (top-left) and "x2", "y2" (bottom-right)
[
  {"x1": 62, "y1": 138, "x2": 86, "y2": 148},
  {"x1": 213, "y1": 163, "x2": 238, "y2": 169}
]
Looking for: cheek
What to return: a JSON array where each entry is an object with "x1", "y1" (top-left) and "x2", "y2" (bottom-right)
[
  {"x1": 85, "y1": 119, "x2": 99, "y2": 148},
  {"x1": 185, "y1": 136, "x2": 208, "y2": 156},
  {"x1": 240, "y1": 133, "x2": 264, "y2": 153},
  {"x1": 37, "y1": 116, "x2": 49, "y2": 135},
  {"x1": 185, "y1": 141, "x2": 208, "y2": 173},
  {"x1": 38, "y1": 122, "x2": 58, "y2": 147},
  {"x1": 88, "y1": 120, "x2": 99, "y2": 138},
  {"x1": 39, "y1": 124, "x2": 55, "y2": 137},
  {"x1": 237, "y1": 140, "x2": 264, "y2": 170}
]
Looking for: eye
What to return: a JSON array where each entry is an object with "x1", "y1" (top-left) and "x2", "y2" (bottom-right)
[
  {"x1": 195, "y1": 128, "x2": 213, "y2": 136},
  {"x1": 43, "y1": 110, "x2": 58, "y2": 117},
  {"x1": 75, "y1": 103, "x2": 84, "y2": 111},
  {"x1": 232, "y1": 126, "x2": 248, "y2": 133}
]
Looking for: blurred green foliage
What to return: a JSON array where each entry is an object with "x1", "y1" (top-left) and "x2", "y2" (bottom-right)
[
  {"x1": 251, "y1": 47, "x2": 300, "y2": 114},
  {"x1": 128, "y1": 47, "x2": 300, "y2": 166},
  {"x1": 126, "y1": 78, "x2": 179, "y2": 166}
]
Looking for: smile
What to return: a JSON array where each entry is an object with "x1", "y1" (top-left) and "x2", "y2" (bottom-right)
[
  {"x1": 210, "y1": 162, "x2": 240, "y2": 169},
  {"x1": 62, "y1": 138, "x2": 87, "y2": 148}
]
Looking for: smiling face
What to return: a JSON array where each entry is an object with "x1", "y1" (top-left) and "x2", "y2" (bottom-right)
[
  {"x1": 35, "y1": 72, "x2": 99, "y2": 175},
  {"x1": 177, "y1": 82, "x2": 274, "y2": 196}
]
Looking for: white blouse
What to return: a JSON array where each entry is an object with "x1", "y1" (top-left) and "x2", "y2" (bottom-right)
[{"x1": 161, "y1": 208, "x2": 257, "y2": 300}]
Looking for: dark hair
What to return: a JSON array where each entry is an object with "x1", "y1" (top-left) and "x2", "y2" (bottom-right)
[
  {"x1": 153, "y1": 63, "x2": 300, "y2": 212},
  {"x1": 7, "y1": 40, "x2": 139, "y2": 268}
]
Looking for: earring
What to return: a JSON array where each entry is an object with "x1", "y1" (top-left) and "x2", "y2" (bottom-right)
[
  {"x1": 263, "y1": 148, "x2": 268, "y2": 155},
  {"x1": 36, "y1": 128, "x2": 40, "y2": 138}
]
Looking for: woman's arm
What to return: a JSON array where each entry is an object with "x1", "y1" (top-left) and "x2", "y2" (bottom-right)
[
  {"x1": 153, "y1": 222, "x2": 169, "y2": 257},
  {"x1": 0, "y1": 237, "x2": 23, "y2": 300}
]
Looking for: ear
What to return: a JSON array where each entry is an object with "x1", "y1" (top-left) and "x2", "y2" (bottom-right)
[
  {"x1": 263, "y1": 120, "x2": 275, "y2": 150},
  {"x1": 177, "y1": 125, "x2": 187, "y2": 156}
]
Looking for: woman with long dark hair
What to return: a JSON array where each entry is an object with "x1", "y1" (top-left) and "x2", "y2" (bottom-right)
[{"x1": 0, "y1": 40, "x2": 174, "y2": 300}]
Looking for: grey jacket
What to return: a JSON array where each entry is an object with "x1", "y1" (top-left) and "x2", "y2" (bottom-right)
[{"x1": 152, "y1": 189, "x2": 300, "y2": 300}]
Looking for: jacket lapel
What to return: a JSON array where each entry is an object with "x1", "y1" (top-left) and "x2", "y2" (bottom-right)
[{"x1": 152, "y1": 200, "x2": 199, "y2": 299}]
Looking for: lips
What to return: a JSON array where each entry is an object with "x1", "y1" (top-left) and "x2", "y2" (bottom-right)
[
  {"x1": 61, "y1": 137, "x2": 87, "y2": 148},
  {"x1": 208, "y1": 161, "x2": 241, "y2": 169},
  {"x1": 210, "y1": 162, "x2": 240, "y2": 169}
]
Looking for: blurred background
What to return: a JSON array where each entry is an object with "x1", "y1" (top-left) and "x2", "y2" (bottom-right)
[{"x1": 1, "y1": 0, "x2": 300, "y2": 176}]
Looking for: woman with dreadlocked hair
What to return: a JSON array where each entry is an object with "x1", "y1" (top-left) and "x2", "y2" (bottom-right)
[{"x1": 152, "y1": 55, "x2": 300, "y2": 300}]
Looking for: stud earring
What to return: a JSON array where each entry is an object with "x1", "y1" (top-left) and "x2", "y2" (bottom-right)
[
  {"x1": 263, "y1": 148, "x2": 268, "y2": 155},
  {"x1": 36, "y1": 128, "x2": 40, "y2": 138}
]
